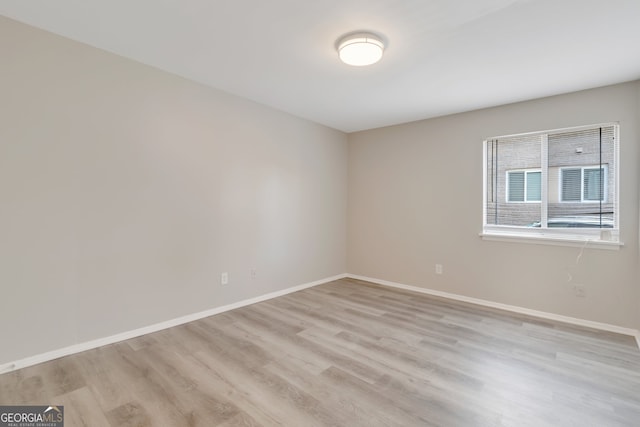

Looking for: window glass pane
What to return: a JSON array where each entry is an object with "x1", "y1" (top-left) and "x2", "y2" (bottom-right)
[
  {"x1": 584, "y1": 168, "x2": 603, "y2": 201},
  {"x1": 508, "y1": 172, "x2": 525, "y2": 202},
  {"x1": 548, "y1": 126, "x2": 615, "y2": 228},
  {"x1": 485, "y1": 135, "x2": 541, "y2": 226},
  {"x1": 561, "y1": 169, "x2": 581, "y2": 201},
  {"x1": 526, "y1": 171, "x2": 541, "y2": 201}
]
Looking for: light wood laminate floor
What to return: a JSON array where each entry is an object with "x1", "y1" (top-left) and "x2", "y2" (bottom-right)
[{"x1": 1, "y1": 278, "x2": 640, "y2": 426}]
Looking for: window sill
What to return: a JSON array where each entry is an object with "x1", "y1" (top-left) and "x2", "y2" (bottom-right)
[{"x1": 479, "y1": 232, "x2": 623, "y2": 250}]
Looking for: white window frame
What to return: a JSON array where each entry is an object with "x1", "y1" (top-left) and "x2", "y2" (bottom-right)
[
  {"x1": 559, "y1": 165, "x2": 608, "y2": 203},
  {"x1": 481, "y1": 123, "x2": 621, "y2": 249},
  {"x1": 506, "y1": 169, "x2": 542, "y2": 203}
]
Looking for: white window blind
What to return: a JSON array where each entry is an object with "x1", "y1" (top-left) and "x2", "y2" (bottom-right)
[
  {"x1": 508, "y1": 171, "x2": 525, "y2": 202},
  {"x1": 561, "y1": 169, "x2": 582, "y2": 202}
]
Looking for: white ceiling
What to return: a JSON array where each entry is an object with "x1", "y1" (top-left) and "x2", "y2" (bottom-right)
[{"x1": 2, "y1": 0, "x2": 640, "y2": 132}]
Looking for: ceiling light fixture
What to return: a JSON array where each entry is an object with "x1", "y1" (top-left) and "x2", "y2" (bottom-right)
[{"x1": 337, "y1": 32, "x2": 385, "y2": 66}]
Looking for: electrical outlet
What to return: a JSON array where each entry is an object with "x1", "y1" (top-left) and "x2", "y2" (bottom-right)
[
  {"x1": 435, "y1": 264, "x2": 443, "y2": 275},
  {"x1": 221, "y1": 272, "x2": 229, "y2": 285},
  {"x1": 573, "y1": 284, "x2": 586, "y2": 297}
]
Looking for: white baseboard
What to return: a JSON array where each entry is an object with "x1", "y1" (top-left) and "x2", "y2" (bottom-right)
[
  {"x1": 346, "y1": 274, "x2": 640, "y2": 349},
  {"x1": 0, "y1": 273, "x2": 348, "y2": 375}
]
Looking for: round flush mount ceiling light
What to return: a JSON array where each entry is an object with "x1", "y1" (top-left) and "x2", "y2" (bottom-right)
[{"x1": 337, "y1": 32, "x2": 385, "y2": 66}]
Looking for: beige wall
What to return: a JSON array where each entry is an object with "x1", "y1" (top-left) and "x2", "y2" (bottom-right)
[
  {"x1": 348, "y1": 81, "x2": 640, "y2": 330},
  {"x1": 0, "y1": 17, "x2": 347, "y2": 365},
  {"x1": 638, "y1": 82, "x2": 640, "y2": 332}
]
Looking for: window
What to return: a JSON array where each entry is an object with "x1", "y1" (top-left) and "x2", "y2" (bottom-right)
[
  {"x1": 483, "y1": 123, "x2": 619, "y2": 246},
  {"x1": 560, "y1": 166, "x2": 606, "y2": 202},
  {"x1": 507, "y1": 170, "x2": 541, "y2": 202}
]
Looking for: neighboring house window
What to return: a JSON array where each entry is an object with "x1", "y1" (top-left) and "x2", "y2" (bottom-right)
[
  {"x1": 560, "y1": 166, "x2": 606, "y2": 202},
  {"x1": 483, "y1": 123, "x2": 619, "y2": 246},
  {"x1": 507, "y1": 170, "x2": 541, "y2": 202}
]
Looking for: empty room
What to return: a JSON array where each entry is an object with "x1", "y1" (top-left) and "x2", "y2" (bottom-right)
[{"x1": 1, "y1": 1, "x2": 639, "y2": 426}]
